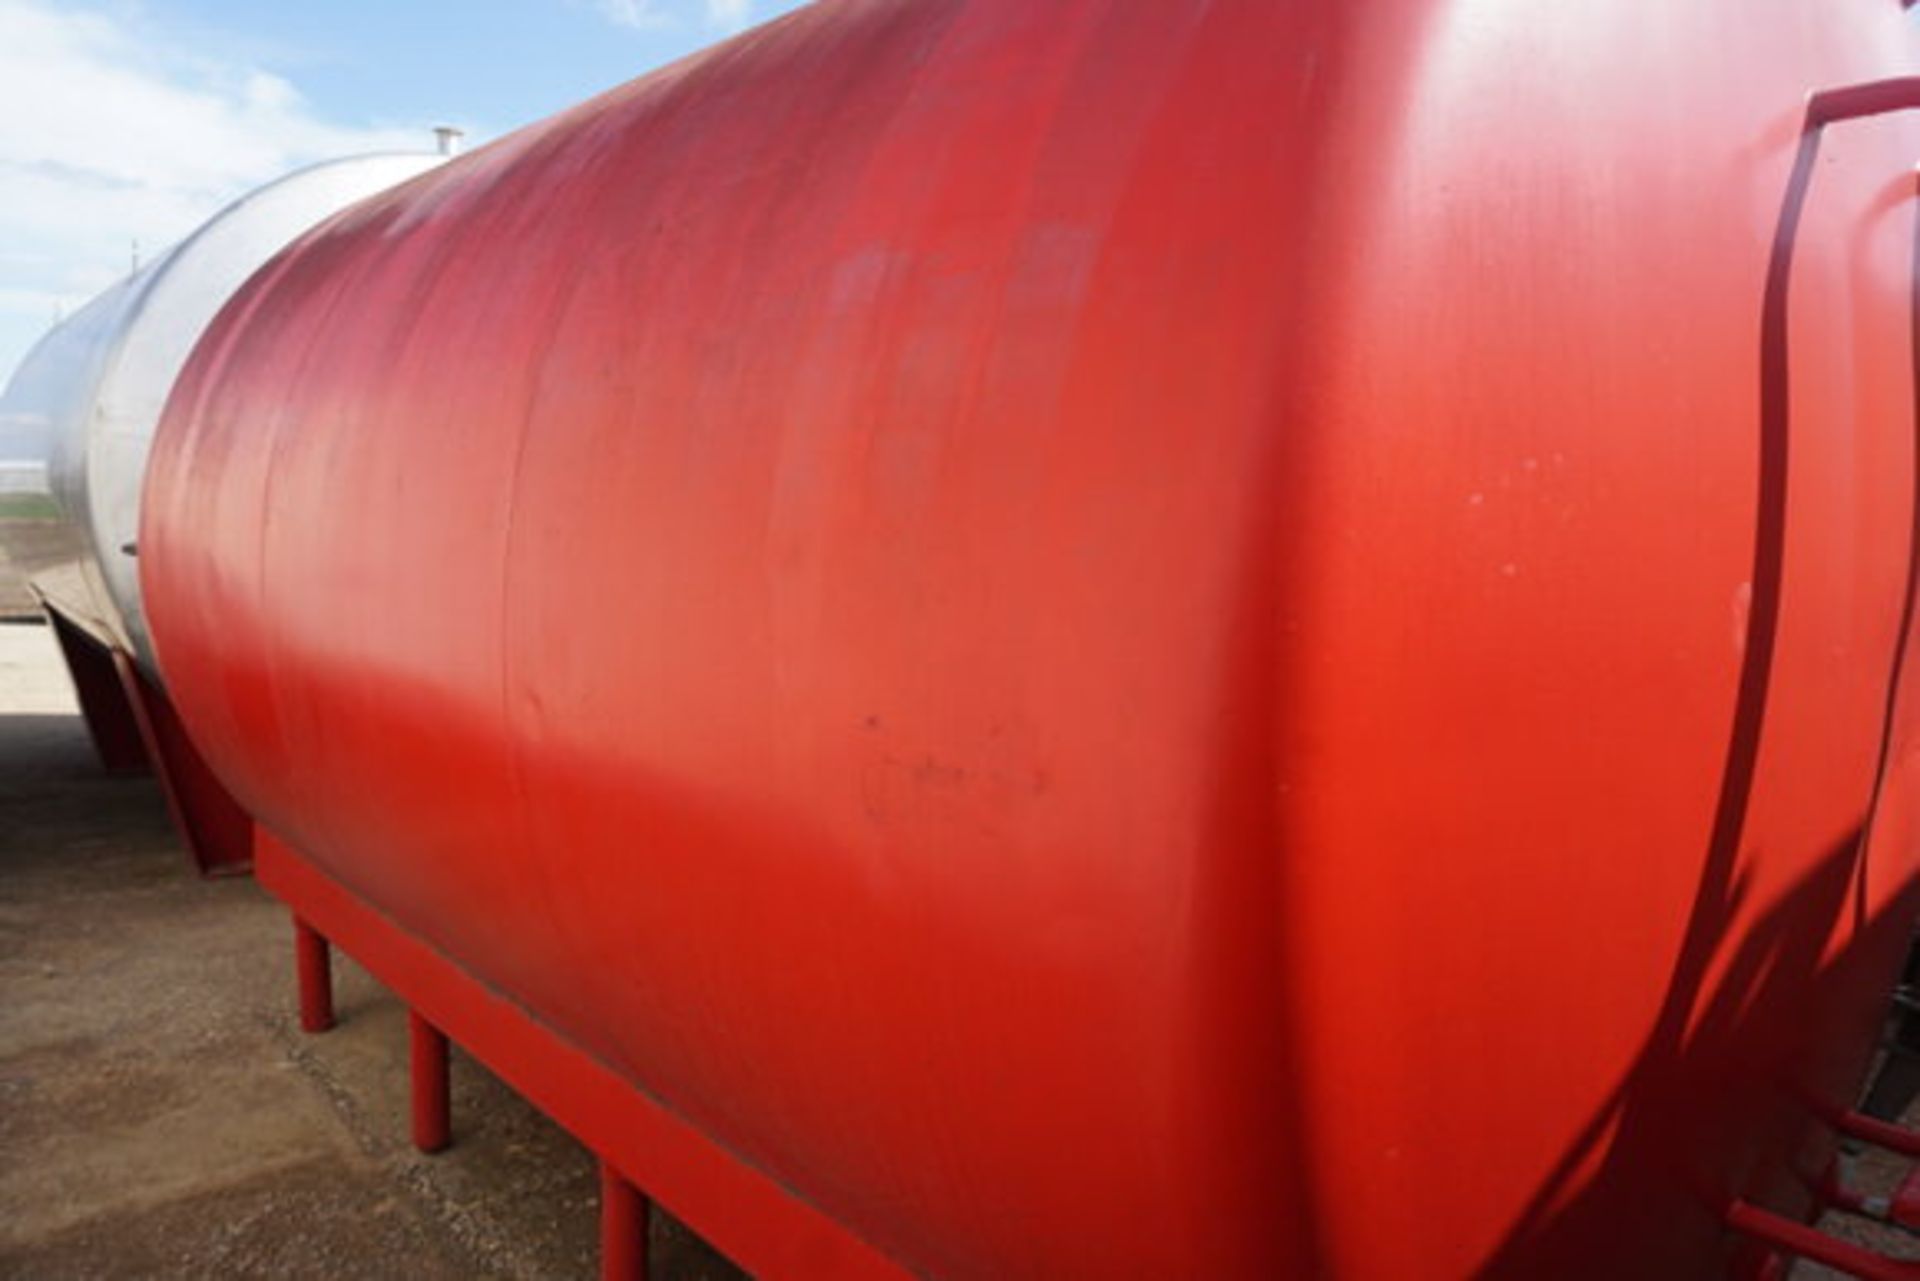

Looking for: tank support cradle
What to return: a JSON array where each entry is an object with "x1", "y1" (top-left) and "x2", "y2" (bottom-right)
[{"x1": 39, "y1": 605, "x2": 252, "y2": 875}]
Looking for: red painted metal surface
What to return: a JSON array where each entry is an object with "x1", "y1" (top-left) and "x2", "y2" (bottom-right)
[
  {"x1": 142, "y1": 2, "x2": 1920, "y2": 1276},
  {"x1": 294, "y1": 918, "x2": 334, "y2": 1035},
  {"x1": 1839, "y1": 1108, "x2": 1920, "y2": 1161},
  {"x1": 600, "y1": 1162, "x2": 650, "y2": 1281},
  {"x1": 410, "y1": 1010, "x2": 451, "y2": 1154},
  {"x1": 1891, "y1": 1165, "x2": 1920, "y2": 1231},
  {"x1": 1806, "y1": 1145, "x2": 1920, "y2": 1261}
]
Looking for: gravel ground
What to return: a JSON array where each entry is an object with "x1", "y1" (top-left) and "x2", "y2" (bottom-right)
[{"x1": 0, "y1": 519, "x2": 64, "y2": 619}]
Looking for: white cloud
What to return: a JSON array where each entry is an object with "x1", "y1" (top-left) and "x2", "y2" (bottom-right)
[
  {"x1": 589, "y1": 0, "x2": 759, "y2": 34},
  {"x1": 704, "y1": 0, "x2": 755, "y2": 31},
  {"x1": 594, "y1": 0, "x2": 676, "y2": 30},
  {"x1": 0, "y1": 0, "x2": 438, "y2": 409}
]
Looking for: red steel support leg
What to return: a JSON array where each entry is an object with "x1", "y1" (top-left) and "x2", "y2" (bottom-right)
[
  {"x1": 600, "y1": 1160, "x2": 649, "y2": 1281},
  {"x1": 410, "y1": 1010, "x2": 451, "y2": 1154},
  {"x1": 1835, "y1": 1108, "x2": 1920, "y2": 1160},
  {"x1": 295, "y1": 917, "x2": 334, "y2": 1033},
  {"x1": 1727, "y1": 1200, "x2": 1920, "y2": 1281}
]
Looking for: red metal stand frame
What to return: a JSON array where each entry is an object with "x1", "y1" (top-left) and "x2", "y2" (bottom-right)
[
  {"x1": 43, "y1": 608, "x2": 146, "y2": 773},
  {"x1": 258, "y1": 827, "x2": 905, "y2": 1280},
  {"x1": 111, "y1": 650, "x2": 253, "y2": 877},
  {"x1": 39, "y1": 604, "x2": 253, "y2": 877}
]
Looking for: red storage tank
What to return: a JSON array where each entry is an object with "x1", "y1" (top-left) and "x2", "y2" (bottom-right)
[{"x1": 143, "y1": 1, "x2": 1920, "y2": 1276}]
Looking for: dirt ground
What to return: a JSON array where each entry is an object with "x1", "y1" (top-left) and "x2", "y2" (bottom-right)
[
  {"x1": 0, "y1": 518, "x2": 63, "y2": 619},
  {"x1": 0, "y1": 620, "x2": 748, "y2": 1280}
]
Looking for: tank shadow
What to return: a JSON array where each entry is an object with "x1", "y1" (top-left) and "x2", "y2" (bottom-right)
[
  {"x1": 1478, "y1": 832, "x2": 1920, "y2": 1278},
  {"x1": 1483, "y1": 99, "x2": 1920, "y2": 1279}
]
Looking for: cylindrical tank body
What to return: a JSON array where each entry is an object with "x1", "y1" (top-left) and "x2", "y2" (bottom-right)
[
  {"x1": 0, "y1": 151, "x2": 444, "y2": 670},
  {"x1": 144, "y1": 2, "x2": 1920, "y2": 1276}
]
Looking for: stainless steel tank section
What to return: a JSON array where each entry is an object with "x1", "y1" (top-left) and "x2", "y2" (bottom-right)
[{"x1": 0, "y1": 150, "x2": 446, "y2": 671}]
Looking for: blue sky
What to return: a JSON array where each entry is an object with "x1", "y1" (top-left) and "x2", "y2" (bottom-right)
[
  {"x1": 0, "y1": 0, "x2": 811, "y2": 406},
  {"x1": 141, "y1": 0, "x2": 812, "y2": 142}
]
